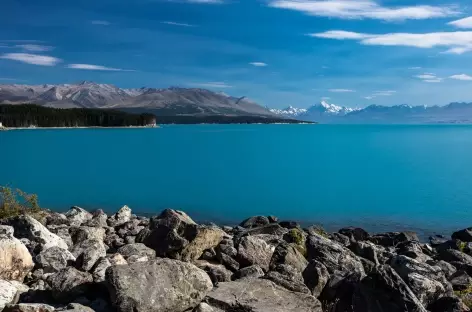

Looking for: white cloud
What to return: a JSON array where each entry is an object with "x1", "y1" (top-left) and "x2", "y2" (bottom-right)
[
  {"x1": 66, "y1": 64, "x2": 134, "y2": 71},
  {"x1": 321, "y1": 96, "x2": 330, "y2": 100},
  {"x1": 15, "y1": 44, "x2": 54, "y2": 52},
  {"x1": 415, "y1": 74, "x2": 437, "y2": 79},
  {"x1": 329, "y1": 88, "x2": 355, "y2": 92},
  {"x1": 91, "y1": 20, "x2": 110, "y2": 25},
  {"x1": 268, "y1": 0, "x2": 458, "y2": 21},
  {"x1": 364, "y1": 96, "x2": 375, "y2": 100},
  {"x1": 408, "y1": 66, "x2": 422, "y2": 69},
  {"x1": 373, "y1": 90, "x2": 396, "y2": 96},
  {"x1": 311, "y1": 30, "x2": 472, "y2": 54},
  {"x1": 249, "y1": 62, "x2": 268, "y2": 67},
  {"x1": 424, "y1": 79, "x2": 443, "y2": 83},
  {"x1": 190, "y1": 82, "x2": 232, "y2": 88},
  {"x1": 186, "y1": 0, "x2": 223, "y2": 3},
  {"x1": 449, "y1": 17, "x2": 472, "y2": 29},
  {"x1": 161, "y1": 21, "x2": 195, "y2": 27},
  {"x1": 450, "y1": 74, "x2": 472, "y2": 81},
  {"x1": 0, "y1": 53, "x2": 61, "y2": 66}
]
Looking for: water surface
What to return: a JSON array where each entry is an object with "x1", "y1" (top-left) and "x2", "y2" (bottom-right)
[{"x1": 2, "y1": 124, "x2": 472, "y2": 237}]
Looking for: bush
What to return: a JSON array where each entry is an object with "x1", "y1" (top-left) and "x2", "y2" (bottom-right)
[
  {"x1": 0, "y1": 186, "x2": 45, "y2": 219},
  {"x1": 454, "y1": 285, "x2": 472, "y2": 308}
]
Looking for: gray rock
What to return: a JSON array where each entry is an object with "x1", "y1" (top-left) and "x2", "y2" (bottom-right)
[
  {"x1": 47, "y1": 267, "x2": 93, "y2": 303},
  {"x1": 231, "y1": 265, "x2": 264, "y2": 281},
  {"x1": 126, "y1": 255, "x2": 149, "y2": 264},
  {"x1": 263, "y1": 264, "x2": 311, "y2": 294},
  {"x1": 65, "y1": 207, "x2": 93, "y2": 227},
  {"x1": 47, "y1": 226, "x2": 73, "y2": 250},
  {"x1": 428, "y1": 260, "x2": 457, "y2": 279},
  {"x1": 91, "y1": 257, "x2": 111, "y2": 283},
  {"x1": 239, "y1": 216, "x2": 270, "y2": 229},
  {"x1": 329, "y1": 232, "x2": 351, "y2": 247},
  {"x1": 339, "y1": 227, "x2": 370, "y2": 242},
  {"x1": 303, "y1": 260, "x2": 330, "y2": 297},
  {"x1": 0, "y1": 226, "x2": 34, "y2": 281},
  {"x1": 236, "y1": 235, "x2": 275, "y2": 272},
  {"x1": 124, "y1": 236, "x2": 135, "y2": 244},
  {"x1": 216, "y1": 252, "x2": 239, "y2": 272},
  {"x1": 204, "y1": 278, "x2": 323, "y2": 312},
  {"x1": 107, "y1": 206, "x2": 132, "y2": 227},
  {"x1": 269, "y1": 242, "x2": 308, "y2": 273},
  {"x1": 369, "y1": 231, "x2": 419, "y2": 247},
  {"x1": 106, "y1": 258, "x2": 213, "y2": 312},
  {"x1": 137, "y1": 209, "x2": 225, "y2": 262},
  {"x1": 194, "y1": 302, "x2": 222, "y2": 312},
  {"x1": 350, "y1": 240, "x2": 381, "y2": 265},
  {"x1": 35, "y1": 247, "x2": 76, "y2": 273},
  {"x1": 84, "y1": 210, "x2": 108, "y2": 228},
  {"x1": 70, "y1": 227, "x2": 106, "y2": 245},
  {"x1": 397, "y1": 241, "x2": 433, "y2": 262},
  {"x1": 194, "y1": 260, "x2": 232, "y2": 285},
  {"x1": 354, "y1": 265, "x2": 427, "y2": 312},
  {"x1": 319, "y1": 271, "x2": 363, "y2": 311},
  {"x1": 429, "y1": 235, "x2": 448, "y2": 247},
  {"x1": 0, "y1": 280, "x2": 21, "y2": 311},
  {"x1": 116, "y1": 220, "x2": 144, "y2": 238},
  {"x1": 449, "y1": 270, "x2": 472, "y2": 291},
  {"x1": 428, "y1": 296, "x2": 471, "y2": 312},
  {"x1": 57, "y1": 303, "x2": 94, "y2": 312},
  {"x1": 45, "y1": 213, "x2": 69, "y2": 226},
  {"x1": 1, "y1": 216, "x2": 68, "y2": 253},
  {"x1": 106, "y1": 254, "x2": 128, "y2": 266},
  {"x1": 452, "y1": 228, "x2": 472, "y2": 242},
  {"x1": 306, "y1": 233, "x2": 365, "y2": 276},
  {"x1": 243, "y1": 224, "x2": 288, "y2": 237},
  {"x1": 406, "y1": 272, "x2": 447, "y2": 307},
  {"x1": 215, "y1": 239, "x2": 237, "y2": 258},
  {"x1": 200, "y1": 249, "x2": 216, "y2": 261},
  {"x1": 103, "y1": 234, "x2": 125, "y2": 250},
  {"x1": 3, "y1": 303, "x2": 55, "y2": 312},
  {"x1": 116, "y1": 243, "x2": 156, "y2": 260},
  {"x1": 439, "y1": 249, "x2": 472, "y2": 265},
  {"x1": 71, "y1": 239, "x2": 106, "y2": 272}
]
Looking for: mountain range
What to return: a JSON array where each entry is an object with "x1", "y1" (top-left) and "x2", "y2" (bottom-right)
[
  {"x1": 271, "y1": 101, "x2": 472, "y2": 124},
  {"x1": 2, "y1": 82, "x2": 472, "y2": 123},
  {"x1": 0, "y1": 82, "x2": 273, "y2": 117}
]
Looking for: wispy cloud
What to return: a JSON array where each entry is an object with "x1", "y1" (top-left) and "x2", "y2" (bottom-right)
[
  {"x1": 449, "y1": 74, "x2": 472, "y2": 81},
  {"x1": 311, "y1": 30, "x2": 472, "y2": 54},
  {"x1": 449, "y1": 17, "x2": 472, "y2": 29},
  {"x1": 321, "y1": 96, "x2": 330, "y2": 100},
  {"x1": 190, "y1": 82, "x2": 232, "y2": 88},
  {"x1": 373, "y1": 90, "x2": 396, "y2": 96},
  {"x1": 364, "y1": 96, "x2": 374, "y2": 100},
  {"x1": 161, "y1": 21, "x2": 195, "y2": 27},
  {"x1": 249, "y1": 62, "x2": 268, "y2": 67},
  {"x1": 0, "y1": 53, "x2": 61, "y2": 66},
  {"x1": 16, "y1": 44, "x2": 54, "y2": 52},
  {"x1": 185, "y1": 0, "x2": 224, "y2": 3},
  {"x1": 408, "y1": 67, "x2": 422, "y2": 70},
  {"x1": 268, "y1": 0, "x2": 458, "y2": 21},
  {"x1": 66, "y1": 64, "x2": 134, "y2": 71},
  {"x1": 414, "y1": 73, "x2": 443, "y2": 83},
  {"x1": 91, "y1": 20, "x2": 110, "y2": 26},
  {"x1": 329, "y1": 88, "x2": 355, "y2": 93}
]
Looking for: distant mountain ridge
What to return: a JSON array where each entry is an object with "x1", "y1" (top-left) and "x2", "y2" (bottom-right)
[
  {"x1": 0, "y1": 82, "x2": 274, "y2": 117},
  {"x1": 271, "y1": 101, "x2": 472, "y2": 124}
]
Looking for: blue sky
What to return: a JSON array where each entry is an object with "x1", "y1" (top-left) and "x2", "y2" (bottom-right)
[{"x1": 2, "y1": 0, "x2": 472, "y2": 108}]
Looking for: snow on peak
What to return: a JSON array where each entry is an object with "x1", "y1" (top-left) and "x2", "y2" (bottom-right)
[{"x1": 269, "y1": 106, "x2": 307, "y2": 117}]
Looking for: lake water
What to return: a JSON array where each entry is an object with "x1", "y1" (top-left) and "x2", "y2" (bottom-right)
[{"x1": 2, "y1": 124, "x2": 472, "y2": 238}]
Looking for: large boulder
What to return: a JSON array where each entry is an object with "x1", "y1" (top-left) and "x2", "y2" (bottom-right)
[
  {"x1": 47, "y1": 267, "x2": 93, "y2": 303},
  {"x1": 106, "y1": 258, "x2": 212, "y2": 312},
  {"x1": 194, "y1": 260, "x2": 232, "y2": 285},
  {"x1": 239, "y1": 216, "x2": 270, "y2": 229},
  {"x1": 270, "y1": 242, "x2": 308, "y2": 273},
  {"x1": 107, "y1": 206, "x2": 132, "y2": 227},
  {"x1": 3, "y1": 303, "x2": 55, "y2": 312},
  {"x1": 231, "y1": 265, "x2": 264, "y2": 281},
  {"x1": 338, "y1": 227, "x2": 370, "y2": 242},
  {"x1": 84, "y1": 210, "x2": 108, "y2": 228},
  {"x1": 303, "y1": 260, "x2": 330, "y2": 297},
  {"x1": 116, "y1": 243, "x2": 156, "y2": 260},
  {"x1": 0, "y1": 226, "x2": 34, "y2": 282},
  {"x1": 263, "y1": 264, "x2": 311, "y2": 294},
  {"x1": 1, "y1": 216, "x2": 68, "y2": 253},
  {"x1": 369, "y1": 231, "x2": 419, "y2": 247},
  {"x1": 137, "y1": 209, "x2": 225, "y2": 262},
  {"x1": 306, "y1": 233, "x2": 365, "y2": 276},
  {"x1": 354, "y1": 265, "x2": 427, "y2": 312},
  {"x1": 236, "y1": 235, "x2": 275, "y2": 272},
  {"x1": 35, "y1": 246, "x2": 76, "y2": 273},
  {"x1": 71, "y1": 239, "x2": 106, "y2": 272},
  {"x1": 203, "y1": 278, "x2": 323, "y2": 312},
  {"x1": 452, "y1": 228, "x2": 472, "y2": 242},
  {"x1": 70, "y1": 227, "x2": 106, "y2": 244},
  {"x1": 65, "y1": 207, "x2": 93, "y2": 227},
  {"x1": 0, "y1": 280, "x2": 22, "y2": 311},
  {"x1": 91, "y1": 257, "x2": 111, "y2": 283}
]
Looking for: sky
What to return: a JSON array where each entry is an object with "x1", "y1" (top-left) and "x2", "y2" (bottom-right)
[{"x1": 2, "y1": 0, "x2": 472, "y2": 109}]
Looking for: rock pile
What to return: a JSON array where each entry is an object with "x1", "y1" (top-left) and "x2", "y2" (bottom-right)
[{"x1": 0, "y1": 207, "x2": 472, "y2": 311}]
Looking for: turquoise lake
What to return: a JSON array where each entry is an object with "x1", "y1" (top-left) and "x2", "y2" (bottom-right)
[{"x1": 2, "y1": 124, "x2": 472, "y2": 237}]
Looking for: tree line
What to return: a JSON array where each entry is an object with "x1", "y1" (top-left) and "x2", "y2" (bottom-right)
[{"x1": 0, "y1": 104, "x2": 157, "y2": 128}]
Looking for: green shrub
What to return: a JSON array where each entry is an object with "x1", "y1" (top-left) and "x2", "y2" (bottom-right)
[
  {"x1": 0, "y1": 186, "x2": 44, "y2": 219},
  {"x1": 287, "y1": 228, "x2": 304, "y2": 245},
  {"x1": 454, "y1": 285, "x2": 472, "y2": 308},
  {"x1": 458, "y1": 241, "x2": 468, "y2": 253}
]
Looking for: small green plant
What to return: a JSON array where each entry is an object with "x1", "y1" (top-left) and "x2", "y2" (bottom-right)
[
  {"x1": 287, "y1": 228, "x2": 304, "y2": 245},
  {"x1": 458, "y1": 241, "x2": 468, "y2": 253},
  {"x1": 0, "y1": 186, "x2": 44, "y2": 219},
  {"x1": 454, "y1": 285, "x2": 472, "y2": 308},
  {"x1": 311, "y1": 225, "x2": 329, "y2": 238}
]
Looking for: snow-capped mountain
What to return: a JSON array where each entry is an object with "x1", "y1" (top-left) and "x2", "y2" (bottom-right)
[
  {"x1": 0, "y1": 82, "x2": 274, "y2": 116},
  {"x1": 269, "y1": 106, "x2": 307, "y2": 117}
]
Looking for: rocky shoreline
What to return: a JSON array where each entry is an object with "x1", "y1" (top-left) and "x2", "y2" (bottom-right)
[{"x1": 1, "y1": 206, "x2": 472, "y2": 312}]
